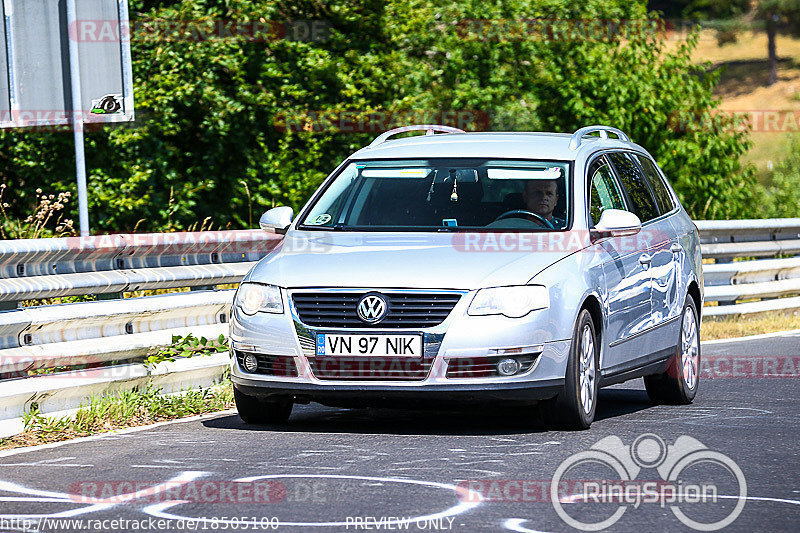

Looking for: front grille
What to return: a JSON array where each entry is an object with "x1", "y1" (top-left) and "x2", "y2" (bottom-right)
[
  {"x1": 235, "y1": 351, "x2": 298, "y2": 377},
  {"x1": 309, "y1": 356, "x2": 433, "y2": 381},
  {"x1": 292, "y1": 292, "x2": 462, "y2": 329},
  {"x1": 446, "y1": 354, "x2": 539, "y2": 378}
]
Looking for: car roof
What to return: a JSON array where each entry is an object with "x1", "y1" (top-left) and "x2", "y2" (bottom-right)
[{"x1": 349, "y1": 131, "x2": 648, "y2": 162}]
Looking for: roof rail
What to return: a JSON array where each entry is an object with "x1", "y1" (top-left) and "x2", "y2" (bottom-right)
[
  {"x1": 368, "y1": 124, "x2": 465, "y2": 148},
  {"x1": 569, "y1": 125, "x2": 630, "y2": 150}
]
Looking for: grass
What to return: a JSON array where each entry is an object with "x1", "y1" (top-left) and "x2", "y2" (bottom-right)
[
  {"x1": 0, "y1": 382, "x2": 234, "y2": 451},
  {"x1": 701, "y1": 309, "x2": 800, "y2": 340}
]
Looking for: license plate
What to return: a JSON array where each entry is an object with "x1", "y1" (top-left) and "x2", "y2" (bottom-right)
[{"x1": 315, "y1": 333, "x2": 423, "y2": 357}]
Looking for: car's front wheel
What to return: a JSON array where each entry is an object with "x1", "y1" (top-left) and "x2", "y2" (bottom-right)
[
  {"x1": 234, "y1": 386, "x2": 293, "y2": 425},
  {"x1": 643, "y1": 297, "x2": 700, "y2": 404},
  {"x1": 541, "y1": 309, "x2": 598, "y2": 430}
]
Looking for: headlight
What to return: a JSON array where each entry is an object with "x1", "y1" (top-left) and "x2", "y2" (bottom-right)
[
  {"x1": 468, "y1": 285, "x2": 550, "y2": 318},
  {"x1": 235, "y1": 283, "x2": 283, "y2": 315}
]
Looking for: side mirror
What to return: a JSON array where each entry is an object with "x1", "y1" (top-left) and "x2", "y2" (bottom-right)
[
  {"x1": 592, "y1": 209, "x2": 641, "y2": 238},
  {"x1": 259, "y1": 206, "x2": 294, "y2": 234}
]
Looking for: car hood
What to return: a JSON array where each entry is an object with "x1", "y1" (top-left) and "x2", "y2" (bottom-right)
[{"x1": 244, "y1": 230, "x2": 579, "y2": 290}]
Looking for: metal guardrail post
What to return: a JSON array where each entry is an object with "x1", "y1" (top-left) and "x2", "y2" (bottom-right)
[
  {"x1": 713, "y1": 256, "x2": 737, "y2": 307},
  {"x1": 96, "y1": 293, "x2": 122, "y2": 301}
]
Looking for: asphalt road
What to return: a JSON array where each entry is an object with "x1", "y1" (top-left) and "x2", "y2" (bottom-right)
[{"x1": 1, "y1": 333, "x2": 798, "y2": 533}]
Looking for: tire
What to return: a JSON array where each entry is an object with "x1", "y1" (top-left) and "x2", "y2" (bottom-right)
[
  {"x1": 541, "y1": 309, "x2": 599, "y2": 430},
  {"x1": 234, "y1": 386, "x2": 293, "y2": 425},
  {"x1": 644, "y1": 297, "x2": 700, "y2": 405}
]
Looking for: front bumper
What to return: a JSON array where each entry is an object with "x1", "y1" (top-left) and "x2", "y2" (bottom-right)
[
  {"x1": 231, "y1": 375, "x2": 564, "y2": 407},
  {"x1": 229, "y1": 287, "x2": 572, "y2": 407}
]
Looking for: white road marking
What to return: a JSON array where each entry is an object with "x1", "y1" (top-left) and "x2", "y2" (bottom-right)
[
  {"x1": 502, "y1": 495, "x2": 800, "y2": 531},
  {"x1": 504, "y1": 518, "x2": 553, "y2": 533},
  {"x1": 0, "y1": 471, "x2": 207, "y2": 520},
  {"x1": 0, "y1": 456, "x2": 93, "y2": 467},
  {"x1": 259, "y1": 465, "x2": 343, "y2": 470},
  {"x1": 0, "y1": 463, "x2": 93, "y2": 467},
  {"x1": 718, "y1": 494, "x2": 800, "y2": 506},
  {"x1": 507, "y1": 451, "x2": 544, "y2": 456},
  {"x1": 145, "y1": 473, "x2": 483, "y2": 527},
  {"x1": 702, "y1": 329, "x2": 800, "y2": 345},
  {"x1": 0, "y1": 410, "x2": 236, "y2": 459}
]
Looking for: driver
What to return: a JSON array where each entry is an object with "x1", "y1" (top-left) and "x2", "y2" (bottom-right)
[{"x1": 522, "y1": 179, "x2": 565, "y2": 228}]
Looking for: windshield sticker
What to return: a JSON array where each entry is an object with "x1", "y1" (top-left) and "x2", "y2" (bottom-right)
[
  {"x1": 442, "y1": 219, "x2": 458, "y2": 227},
  {"x1": 487, "y1": 168, "x2": 562, "y2": 180},
  {"x1": 361, "y1": 168, "x2": 432, "y2": 178},
  {"x1": 309, "y1": 213, "x2": 332, "y2": 225}
]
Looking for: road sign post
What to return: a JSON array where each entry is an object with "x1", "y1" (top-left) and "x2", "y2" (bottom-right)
[
  {"x1": 0, "y1": 0, "x2": 135, "y2": 236},
  {"x1": 66, "y1": 0, "x2": 90, "y2": 236}
]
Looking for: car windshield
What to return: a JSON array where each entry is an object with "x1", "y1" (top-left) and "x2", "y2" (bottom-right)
[{"x1": 298, "y1": 158, "x2": 570, "y2": 231}]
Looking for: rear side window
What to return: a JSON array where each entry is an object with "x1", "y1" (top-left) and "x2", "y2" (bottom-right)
[
  {"x1": 587, "y1": 156, "x2": 625, "y2": 226},
  {"x1": 607, "y1": 152, "x2": 659, "y2": 222},
  {"x1": 635, "y1": 155, "x2": 675, "y2": 214}
]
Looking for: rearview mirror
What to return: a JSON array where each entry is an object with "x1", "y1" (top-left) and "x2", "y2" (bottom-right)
[
  {"x1": 259, "y1": 206, "x2": 294, "y2": 234},
  {"x1": 435, "y1": 168, "x2": 479, "y2": 183},
  {"x1": 592, "y1": 209, "x2": 641, "y2": 238}
]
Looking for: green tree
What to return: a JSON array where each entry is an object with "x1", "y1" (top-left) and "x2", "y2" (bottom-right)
[
  {"x1": 647, "y1": 0, "x2": 750, "y2": 20},
  {"x1": 0, "y1": 0, "x2": 759, "y2": 232},
  {"x1": 755, "y1": 0, "x2": 800, "y2": 85},
  {"x1": 392, "y1": 0, "x2": 756, "y2": 219},
  {"x1": 760, "y1": 136, "x2": 800, "y2": 218}
]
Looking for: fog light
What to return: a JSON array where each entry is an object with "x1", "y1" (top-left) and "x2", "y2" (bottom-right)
[
  {"x1": 242, "y1": 354, "x2": 259, "y2": 373},
  {"x1": 497, "y1": 358, "x2": 521, "y2": 376}
]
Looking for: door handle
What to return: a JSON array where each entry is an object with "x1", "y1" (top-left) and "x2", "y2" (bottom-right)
[
  {"x1": 670, "y1": 243, "x2": 682, "y2": 254},
  {"x1": 639, "y1": 253, "x2": 652, "y2": 266}
]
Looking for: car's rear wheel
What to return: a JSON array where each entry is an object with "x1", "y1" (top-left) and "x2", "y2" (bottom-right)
[
  {"x1": 644, "y1": 297, "x2": 700, "y2": 405},
  {"x1": 234, "y1": 386, "x2": 293, "y2": 424},
  {"x1": 541, "y1": 309, "x2": 598, "y2": 430}
]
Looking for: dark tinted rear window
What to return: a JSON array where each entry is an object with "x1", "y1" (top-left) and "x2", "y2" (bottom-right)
[
  {"x1": 635, "y1": 155, "x2": 675, "y2": 215},
  {"x1": 607, "y1": 152, "x2": 659, "y2": 222}
]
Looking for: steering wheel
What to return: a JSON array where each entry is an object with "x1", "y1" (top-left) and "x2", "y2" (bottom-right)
[{"x1": 493, "y1": 209, "x2": 552, "y2": 228}]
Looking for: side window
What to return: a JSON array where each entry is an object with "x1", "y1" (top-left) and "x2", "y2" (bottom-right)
[
  {"x1": 587, "y1": 156, "x2": 625, "y2": 226},
  {"x1": 635, "y1": 154, "x2": 675, "y2": 214},
  {"x1": 607, "y1": 152, "x2": 659, "y2": 222}
]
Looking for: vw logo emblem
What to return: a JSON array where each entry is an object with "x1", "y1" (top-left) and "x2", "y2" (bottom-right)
[{"x1": 357, "y1": 294, "x2": 388, "y2": 323}]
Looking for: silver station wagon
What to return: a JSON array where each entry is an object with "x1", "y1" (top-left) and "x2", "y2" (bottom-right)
[{"x1": 230, "y1": 125, "x2": 703, "y2": 429}]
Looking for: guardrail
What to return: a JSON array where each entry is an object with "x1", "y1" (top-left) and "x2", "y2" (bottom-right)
[
  {"x1": 0, "y1": 230, "x2": 280, "y2": 437},
  {"x1": 0, "y1": 220, "x2": 798, "y2": 437},
  {"x1": 697, "y1": 218, "x2": 800, "y2": 317}
]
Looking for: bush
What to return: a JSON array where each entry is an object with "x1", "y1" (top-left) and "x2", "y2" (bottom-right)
[{"x1": 759, "y1": 137, "x2": 800, "y2": 218}]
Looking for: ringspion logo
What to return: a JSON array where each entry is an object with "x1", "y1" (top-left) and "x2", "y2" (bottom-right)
[{"x1": 550, "y1": 433, "x2": 746, "y2": 531}]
